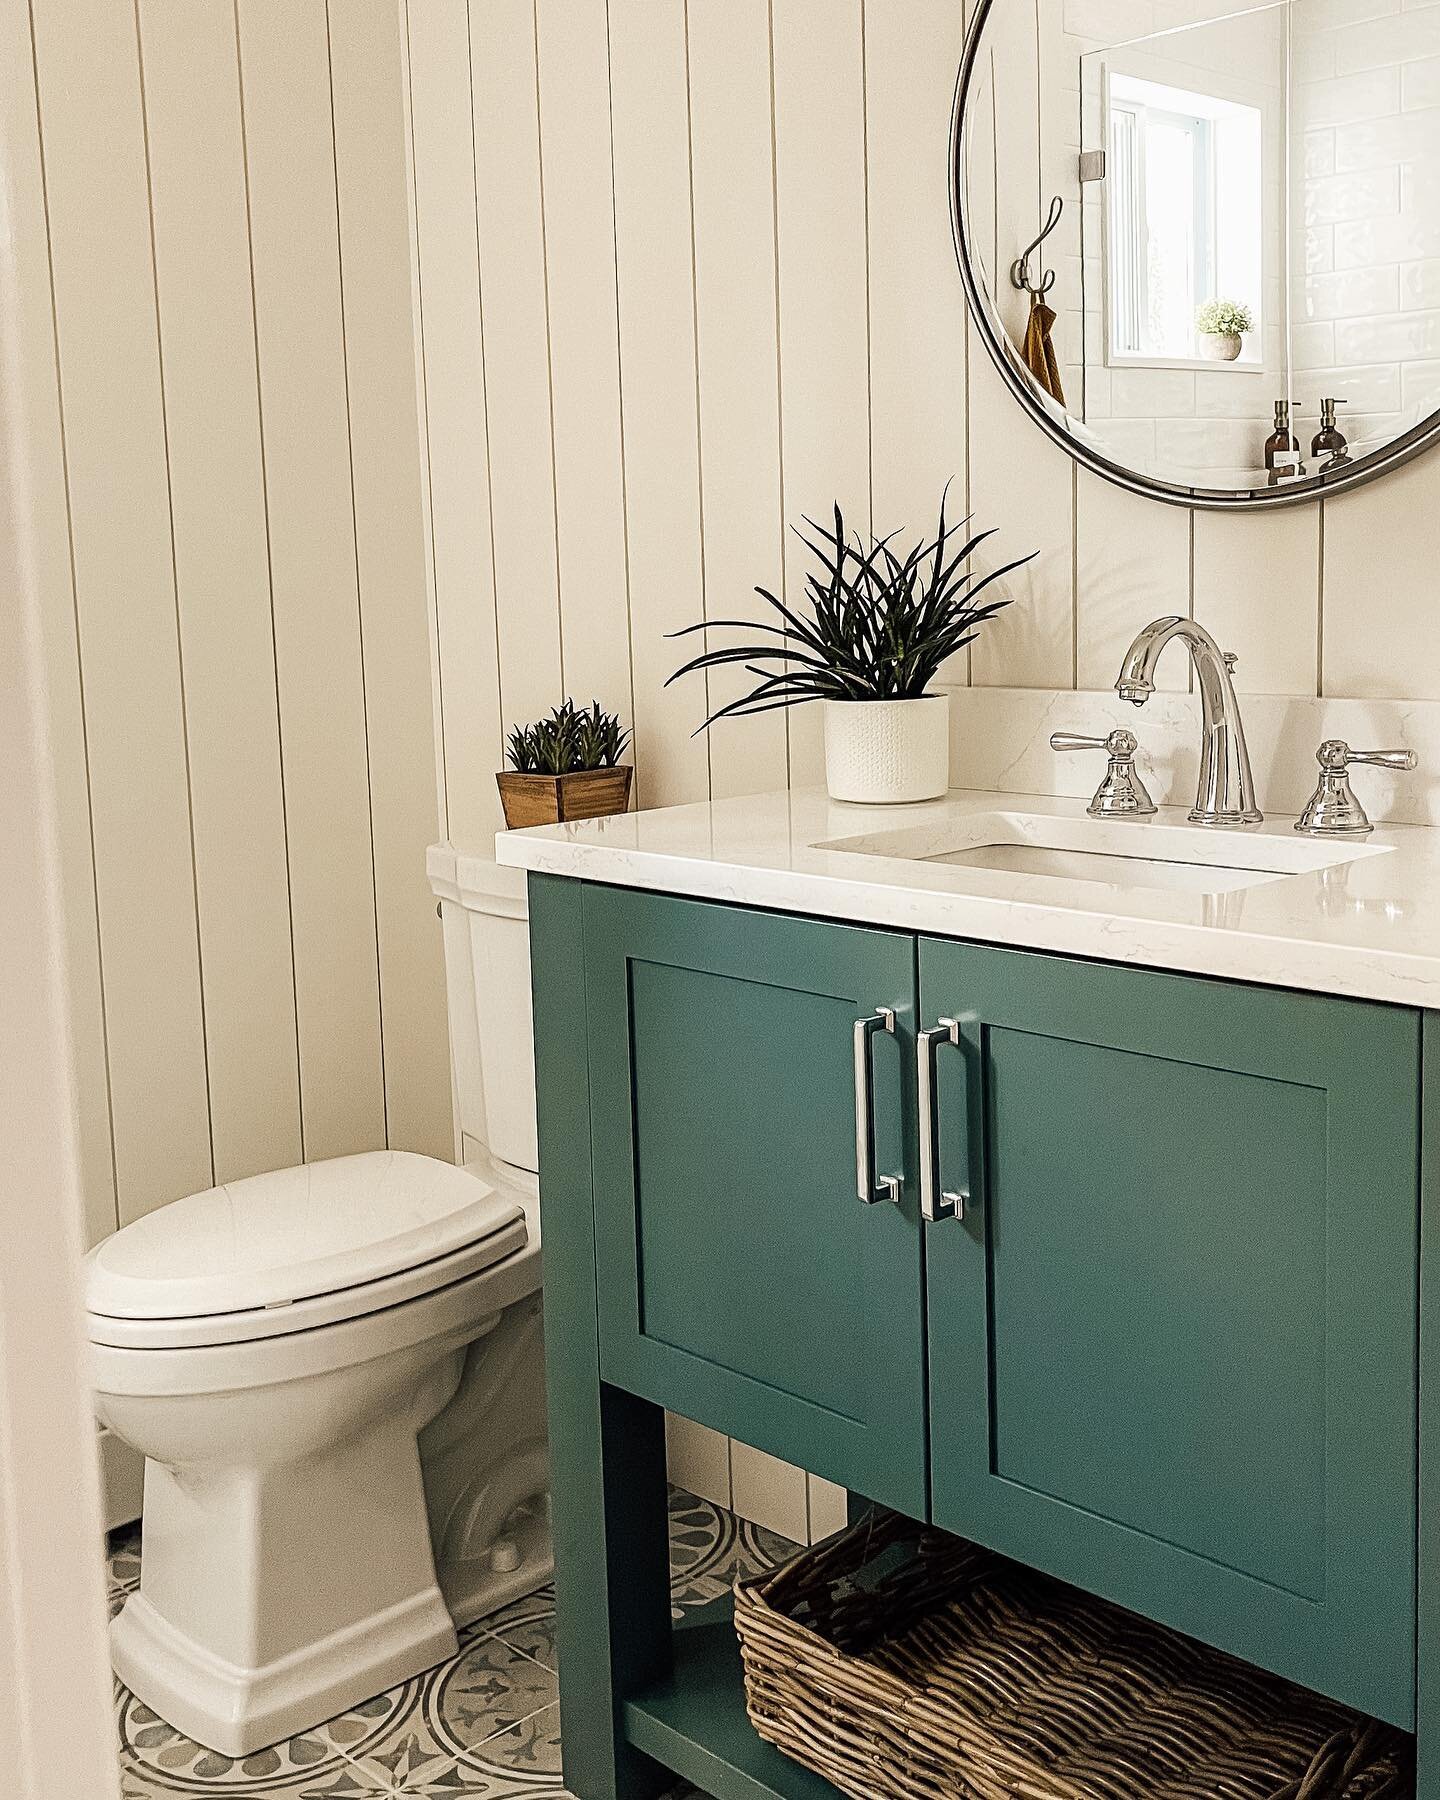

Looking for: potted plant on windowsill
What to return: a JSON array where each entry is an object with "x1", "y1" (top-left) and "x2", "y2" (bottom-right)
[
  {"x1": 497, "y1": 700, "x2": 633, "y2": 828},
  {"x1": 1195, "y1": 298, "x2": 1254, "y2": 363},
  {"x1": 666, "y1": 489, "x2": 1033, "y2": 805}
]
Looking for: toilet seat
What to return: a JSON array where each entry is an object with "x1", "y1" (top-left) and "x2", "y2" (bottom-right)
[{"x1": 85, "y1": 1151, "x2": 528, "y2": 1351}]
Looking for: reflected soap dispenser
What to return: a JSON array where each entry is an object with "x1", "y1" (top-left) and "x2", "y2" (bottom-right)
[
  {"x1": 1265, "y1": 400, "x2": 1303, "y2": 485},
  {"x1": 1312, "y1": 397, "x2": 1350, "y2": 469}
]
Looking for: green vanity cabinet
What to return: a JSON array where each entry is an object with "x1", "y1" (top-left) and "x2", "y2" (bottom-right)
[
  {"x1": 582, "y1": 884, "x2": 929, "y2": 1519},
  {"x1": 918, "y1": 938, "x2": 1420, "y2": 1727},
  {"x1": 532, "y1": 874, "x2": 1430, "y2": 1800}
]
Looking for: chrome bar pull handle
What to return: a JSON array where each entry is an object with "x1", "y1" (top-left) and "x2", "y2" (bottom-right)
[
  {"x1": 918, "y1": 1019, "x2": 967, "y2": 1224},
  {"x1": 853, "y1": 1009, "x2": 902, "y2": 1206}
]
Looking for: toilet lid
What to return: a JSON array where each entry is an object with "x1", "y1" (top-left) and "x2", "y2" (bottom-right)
[{"x1": 85, "y1": 1151, "x2": 525, "y2": 1325}]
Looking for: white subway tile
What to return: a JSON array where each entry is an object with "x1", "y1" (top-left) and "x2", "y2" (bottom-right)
[
  {"x1": 1401, "y1": 356, "x2": 1440, "y2": 409},
  {"x1": 1161, "y1": 417, "x2": 1266, "y2": 470},
  {"x1": 1292, "y1": 33, "x2": 1339, "y2": 81},
  {"x1": 1291, "y1": 0, "x2": 1398, "y2": 31},
  {"x1": 1333, "y1": 105, "x2": 1440, "y2": 170},
  {"x1": 1304, "y1": 226, "x2": 1336, "y2": 274},
  {"x1": 1402, "y1": 256, "x2": 1440, "y2": 304},
  {"x1": 1110, "y1": 367, "x2": 1197, "y2": 418},
  {"x1": 1403, "y1": 156, "x2": 1440, "y2": 212},
  {"x1": 1404, "y1": 52, "x2": 1440, "y2": 107},
  {"x1": 1305, "y1": 129, "x2": 1337, "y2": 178},
  {"x1": 1335, "y1": 210, "x2": 1440, "y2": 265},
  {"x1": 1063, "y1": 0, "x2": 1155, "y2": 38},
  {"x1": 1345, "y1": 407, "x2": 1408, "y2": 442},
  {"x1": 1304, "y1": 166, "x2": 1401, "y2": 228},
  {"x1": 1335, "y1": 307, "x2": 1440, "y2": 359},
  {"x1": 1301, "y1": 263, "x2": 1400, "y2": 320},
  {"x1": 1094, "y1": 416, "x2": 1158, "y2": 470},
  {"x1": 1292, "y1": 319, "x2": 1337, "y2": 365},
  {"x1": 1332, "y1": 6, "x2": 1440, "y2": 68},
  {"x1": 1083, "y1": 362, "x2": 1111, "y2": 415},
  {"x1": 1300, "y1": 66, "x2": 1401, "y2": 128},
  {"x1": 1194, "y1": 368, "x2": 1273, "y2": 418},
  {"x1": 1290, "y1": 361, "x2": 1403, "y2": 407}
]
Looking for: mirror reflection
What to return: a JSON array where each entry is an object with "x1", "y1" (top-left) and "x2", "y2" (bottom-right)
[{"x1": 958, "y1": 0, "x2": 1440, "y2": 499}]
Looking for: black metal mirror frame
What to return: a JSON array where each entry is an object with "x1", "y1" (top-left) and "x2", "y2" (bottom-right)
[{"x1": 949, "y1": 0, "x2": 1440, "y2": 511}]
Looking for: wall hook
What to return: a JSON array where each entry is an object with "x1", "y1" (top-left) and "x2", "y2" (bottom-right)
[{"x1": 1010, "y1": 195, "x2": 1063, "y2": 296}]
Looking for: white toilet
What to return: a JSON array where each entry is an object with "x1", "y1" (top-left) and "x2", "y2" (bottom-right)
[{"x1": 86, "y1": 854, "x2": 546, "y2": 1757}]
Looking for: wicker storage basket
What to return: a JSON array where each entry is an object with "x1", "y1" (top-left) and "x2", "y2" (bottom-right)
[{"x1": 733, "y1": 1511, "x2": 1413, "y2": 1800}]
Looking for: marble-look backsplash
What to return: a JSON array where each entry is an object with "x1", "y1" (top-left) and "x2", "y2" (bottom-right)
[{"x1": 945, "y1": 683, "x2": 1440, "y2": 826}]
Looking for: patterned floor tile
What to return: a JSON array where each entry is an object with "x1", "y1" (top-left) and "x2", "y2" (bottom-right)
[
  {"x1": 117, "y1": 1754, "x2": 390, "y2": 1800},
  {"x1": 332, "y1": 1732, "x2": 475, "y2": 1797},
  {"x1": 452, "y1": 1700, "x2": 561, "y2": 1788},
  {"x1": 115, "y1": 1679, "x2": 429, "y2": 1794},
  {"x1": 475, "y1": 1586, "x2": 556, "y2": 1672},
  {"x1": 424, "y1": 1629, "x2": 557, "y2": 1760}
]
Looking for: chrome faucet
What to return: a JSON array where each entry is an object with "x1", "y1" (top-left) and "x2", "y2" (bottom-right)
[{"x1": 1115, "y1": 617, "x2": 1262, "y2": 826}]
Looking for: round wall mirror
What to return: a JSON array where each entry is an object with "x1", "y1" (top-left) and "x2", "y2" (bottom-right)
[{"x1": 952, "y1": 0, "x2": 1440, "y2": 508}]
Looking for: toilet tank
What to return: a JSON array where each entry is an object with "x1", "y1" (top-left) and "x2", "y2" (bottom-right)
[{"x1": 427, "y1": 846, "x2": 537, "y2": 1175}]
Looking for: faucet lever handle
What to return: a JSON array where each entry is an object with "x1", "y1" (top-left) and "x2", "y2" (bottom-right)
[
  {"x1": 1295, "y1": 739, "x2": 1417, "y2": 837},
  {"x1": 1051, "y1": 729, "x2": 1133, "y2": 755},
  {"x1": 1049, "y1": 729, "x2": 1156, "y2": 819},
  {"x1": 1344, "y1": 746, "x2": 1418, "y2": 771}
]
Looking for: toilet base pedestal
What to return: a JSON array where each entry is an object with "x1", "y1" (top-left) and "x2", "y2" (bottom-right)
[
  {"x1": 111, "y1": 1582, "x2": 455, "y2": 1758},
  {"x1": 111, "y1": 1351, "x2": 465, "y2": 1757}
]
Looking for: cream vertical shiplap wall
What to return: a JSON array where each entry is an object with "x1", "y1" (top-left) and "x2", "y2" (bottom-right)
[
  {"x1": 417, "y1": 0, "x2": 1440, "y2": 849},
  {"x1": 22, "y1": 0, "x2": 452, "y2": 1240},
  {"x1": 410, "y1": 0, "x2": 1440, "y2": 1539}
]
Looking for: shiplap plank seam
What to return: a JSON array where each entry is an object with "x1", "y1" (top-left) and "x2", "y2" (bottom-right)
[{"x1": 20, "y1": 1, "x2": 121, "y2": 1240}]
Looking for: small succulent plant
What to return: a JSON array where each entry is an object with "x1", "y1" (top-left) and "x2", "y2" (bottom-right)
[
  {"x1": 666, "y1": 487, "x2": 1033, "y2": 730},
  {"x1": 1195, "y1": 298, "x2": 1254, "y2": 337},
  {"x1": 506, "y1": 700, "x2": 632, "y2": 775}
]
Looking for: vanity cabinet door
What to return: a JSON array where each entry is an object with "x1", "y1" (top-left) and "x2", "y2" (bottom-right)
[
  {"x1": 920, "y1": 937, "x2": 1419, "y2": 1728},
  {"x1": 584, "y1": 886, "x2": 927, "y2": 1517}
]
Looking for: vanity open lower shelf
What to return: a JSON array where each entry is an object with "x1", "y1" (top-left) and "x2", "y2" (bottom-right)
[{"x1": 625, "y1": 1599, "x2": 839, "y2": 1800}]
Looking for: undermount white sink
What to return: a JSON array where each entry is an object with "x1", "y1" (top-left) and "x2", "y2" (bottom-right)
[{"x1": 822, "y1": 810, "x2": 1389, "y2": 896}]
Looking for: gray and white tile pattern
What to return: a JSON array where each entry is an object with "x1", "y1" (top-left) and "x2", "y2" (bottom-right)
[{"x1": 109, "y1": 1489, "x2": 792, "y2": 1799}]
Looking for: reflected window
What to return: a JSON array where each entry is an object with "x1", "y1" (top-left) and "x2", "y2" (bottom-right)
[{"x1": 1106, "y1": 72, "x2": 1261, "y2": 365}]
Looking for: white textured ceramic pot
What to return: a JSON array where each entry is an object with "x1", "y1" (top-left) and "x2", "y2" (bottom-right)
[
  {"x1": 1200, "y1": 331, "x2": 1243, "y2": 362},
  {"x1": 823, "y1": 694, "x2": 950, "y2": 804}
]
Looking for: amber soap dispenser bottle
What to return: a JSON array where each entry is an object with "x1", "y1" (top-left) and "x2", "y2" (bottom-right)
[
  {"x1": 1265, "y1": 399, "x2": 1302, "y2": 485},
  {"x1": 1312, "y1": 397, "x2": 1349, "y2": 464}
]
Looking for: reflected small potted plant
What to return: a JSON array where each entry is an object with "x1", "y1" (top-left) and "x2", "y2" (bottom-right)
[
  {"x1": 498, "y1": 700, "x2": 633, "y2": 828},
  {"x1": 667, "y1": 489, "x2": 1033, "y2": 805},
  {"x1": 1195, "y1": 298, "x2": 1254, "y2": 363}
]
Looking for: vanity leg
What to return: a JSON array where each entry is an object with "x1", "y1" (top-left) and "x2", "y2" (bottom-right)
[
  {"x1": 1419, "y1": 1016, "x2": 1440, "y2": 1799},
  {"x1": 1411, "y1": 1022, "x2": 1432, "y2": 1792},
  {"x1": 531, "y1": 876, "x2": 673, "y2": 1800}
]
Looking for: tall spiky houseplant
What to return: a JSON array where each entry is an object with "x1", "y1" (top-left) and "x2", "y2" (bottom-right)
[{"x1": 668, "y1": 489, "x2": 1033, "y2": 802}]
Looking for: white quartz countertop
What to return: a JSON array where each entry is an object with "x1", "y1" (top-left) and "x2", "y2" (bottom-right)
[{"x1": 490, "y1": 786, "x2": 1440, "y2": 1009}]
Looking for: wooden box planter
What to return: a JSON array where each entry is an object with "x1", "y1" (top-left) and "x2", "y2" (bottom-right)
[{"x1": 497, "y1": 765, "x2": 633, "y2": 830}]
